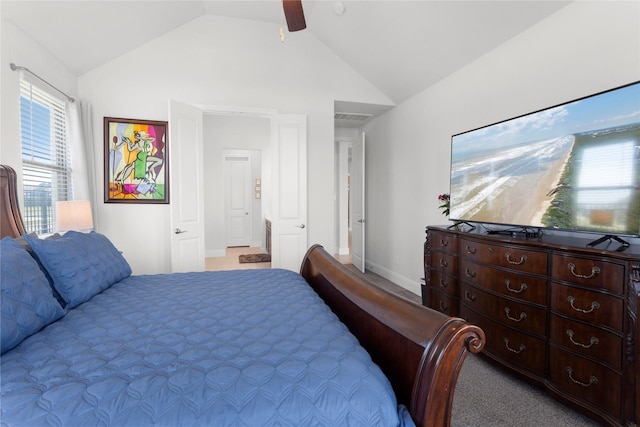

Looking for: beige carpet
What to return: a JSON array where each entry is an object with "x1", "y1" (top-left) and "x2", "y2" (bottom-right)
[
  {"x1": 452, "y1": 354, "x2": 598, "y2": 426},
  {"x1": 205, "y1": 247, "x2": 271, "y2": 271}
]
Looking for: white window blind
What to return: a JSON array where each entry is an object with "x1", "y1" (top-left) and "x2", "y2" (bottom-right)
[{"x1": 20, "y1": 79, "x2": 71, "y2": 234}]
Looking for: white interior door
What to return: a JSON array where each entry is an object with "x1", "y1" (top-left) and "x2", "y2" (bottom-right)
[
  {"x1": 271, "y1": 114, "x2": 307, "y2": 271},
  {"x1": 225, "y1": 155, "x2": 252, "y2": 247},
  {"x1": 169, "y1": 100, "x2": 205, "y2": 272},
  {"x1": 351, "y1": 132, "x2": 366, "y2": 272}
]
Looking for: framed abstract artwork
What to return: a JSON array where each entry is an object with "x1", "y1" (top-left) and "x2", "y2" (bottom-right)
[{"x1": 104, "y1": 117, "x2": 169, "y2": 203}]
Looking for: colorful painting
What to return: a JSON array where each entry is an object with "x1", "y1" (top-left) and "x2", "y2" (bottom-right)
[{"x1": 104, "y1": 117, "x2": 169, "y2": 203}]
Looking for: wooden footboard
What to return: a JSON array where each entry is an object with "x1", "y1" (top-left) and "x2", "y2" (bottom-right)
[{"x1": 300, "y1": 244, "x2": 485, "y2": 427}]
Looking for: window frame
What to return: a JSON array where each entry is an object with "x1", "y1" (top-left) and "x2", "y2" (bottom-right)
[{"x1": 19, "y1": 78, "x2": 72, "y2": 235}]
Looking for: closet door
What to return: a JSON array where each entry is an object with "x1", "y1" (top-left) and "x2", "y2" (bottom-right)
[
  {"x1": 224, "y1": 154, "x2": 252, "y2": 247},
  {"x1": 270, "y1": 114, "x2": 307, "y2": 271}
]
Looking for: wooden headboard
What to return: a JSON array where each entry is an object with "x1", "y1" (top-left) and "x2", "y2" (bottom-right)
[{"x1": 0, "y1": 165, "x2": 26, "y2": 239}]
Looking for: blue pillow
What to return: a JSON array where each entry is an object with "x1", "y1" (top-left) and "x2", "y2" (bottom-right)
[
  {"x1": 15, "y1": 233, "x2": 66, "y2": 306},
  {"x1": 1, "y1": 237, "x2": 65, "y2": 354},
  {"x1": 25, "y1": 231, "x2": 132, "y2": 309}
]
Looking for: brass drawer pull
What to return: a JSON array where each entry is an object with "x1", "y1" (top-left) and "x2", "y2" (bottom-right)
[
  {"x1": 505, "y1": 279, "x2": 527, "y2": 293},
  {"x1": 566, "y1": 367, "x2": 598, "y2": 387},
  {"x1": 566, "y1": 329, "x2": 599, "y2": 349},
  {"x1": 440, "y1": 239, "x2": 449, "y2": 247},
  {"x1": 504, "y1": 337, "x2": 526, "y2": 354},
  {"x1": 439, "y1": 301, "x2": 448, "y2": 312},
  {"x1": 567, "y1": 296, "x2": 600, "y2": 314},
  {"x1": 505, "y1": 253, "x2": 527, "y2": 265},
  {"x1": 504, "y1": 307, "x2": 527, "y2": 322},
  {"x1": 439, "y1": 278, "x2": 448, "y2": 288},
  {"x1": 465, "y1": 245, "x2": 476, "y2": 254},
  {"x1": 567, "y1": 263, "x2": 600, "y2": 279},
  {"x1": 464, "y1": 268, "x2": 476, "y2": 278},
  {"x1": 439, "y1": 259, "x2": 448, "y2": 267},
  {"x1": 464, "y1": 291, "x2": 476, "y2": 302}
]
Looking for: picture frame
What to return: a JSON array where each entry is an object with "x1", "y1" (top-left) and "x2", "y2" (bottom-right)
[{"x1": 104, "y1": 117, "x2": 169, "y2": 204}]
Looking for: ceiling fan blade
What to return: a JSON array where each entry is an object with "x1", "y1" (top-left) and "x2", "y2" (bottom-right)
[{"x1": 282, "y1": 0, "x2": 307, "y2": 32}]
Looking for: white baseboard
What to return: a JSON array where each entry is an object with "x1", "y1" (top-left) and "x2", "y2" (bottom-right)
[
  {"x1": 205, "y1": 249, "x2": 225, "y2": 258},
  {"x1": 364, "y1": 260, "x2": 421, "y2": 296}
]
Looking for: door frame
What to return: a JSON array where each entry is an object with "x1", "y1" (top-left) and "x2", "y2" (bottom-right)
[{"x1": 173, "y1": 104, "x2": 307, "y2": 269}]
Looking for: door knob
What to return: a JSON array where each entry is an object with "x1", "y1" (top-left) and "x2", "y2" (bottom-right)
[
  {"x1": 175, "y1": 228, "x2": 187, "y2": 234},
  {"x1": 295, "y1": 224, "x2": 306, "y2": 229},
  {"x1": 358, "y1": 219, "x2": 366, "y2": 223}
]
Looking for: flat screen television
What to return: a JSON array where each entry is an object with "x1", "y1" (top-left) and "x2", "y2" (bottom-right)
[{"x1": 449, "y1": 81, "x2": 640, "y2": 240}]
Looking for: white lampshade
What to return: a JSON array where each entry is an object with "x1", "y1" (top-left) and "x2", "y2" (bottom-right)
[{"x1": 56, "y1": 200, "x2": 94, "y2": 232}]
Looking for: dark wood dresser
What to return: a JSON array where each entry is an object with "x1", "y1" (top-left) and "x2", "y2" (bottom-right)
[{"x1": 423, "y1": 225, "x2": 640, "y2": 426}]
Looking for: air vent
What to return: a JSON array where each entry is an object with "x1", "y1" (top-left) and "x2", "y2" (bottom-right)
[{"x1": 334, "y1": 112, "x2": 373, "y2": 121}]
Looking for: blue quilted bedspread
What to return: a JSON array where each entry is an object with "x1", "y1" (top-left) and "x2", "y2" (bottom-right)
[{"x1": 1, "y1": 269, "x2": 413, "y2": 426}]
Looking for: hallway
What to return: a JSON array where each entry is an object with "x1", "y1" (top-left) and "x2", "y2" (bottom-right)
[{"x1": 205, "y1": 247, "x2": 271, "y2": 271}]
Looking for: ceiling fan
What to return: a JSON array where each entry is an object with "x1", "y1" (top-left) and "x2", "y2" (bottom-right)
[{"x1": 282, "y1": 0, "x2": 307, "y2": 31}]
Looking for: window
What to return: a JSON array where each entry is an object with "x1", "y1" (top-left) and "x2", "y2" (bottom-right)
[{"x1": 20, "y1": 79, "x2": 71, "y2": 234}]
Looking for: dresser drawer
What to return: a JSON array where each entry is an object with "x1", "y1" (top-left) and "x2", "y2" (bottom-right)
[
  {"x1": 549, "y1": 345, "x2": 622, "y2": 419},
  {"x1": 549, "y1": 314, "x2": 622, "y2": 370},
  {"x1": 428, "y1": 230, "x2": 459, "y2": 254},
  {"x1": 427, "y1": 288, "x2": 458, "y2": 317},
  {"x1": 460, "y1": 259, "x2": 547, "y2": 305},
  {"x1": 461, "y1": 238, "x2": 547, "y2": 275},
  {"x1": 430, "y1": 251, "x2": 458, "y2": 276},
  {"x1": 551, "y1": 254, "x2": 625, "y2": 294},
  {"x1": 424, "y1": 226, "x2": 639, "y2": 426},
  {"x1": 462, "y1": 306, "x2": 546, "y2": 375},
  {"x1": 461, "y1": 282, "x2": 546, "y2": 336},
  {"x1": 550, "y1": 283, "x2": 623, "y2": 331},
  {"x1": 427, "y1": 269, "x2": 459, "y2": 297}
]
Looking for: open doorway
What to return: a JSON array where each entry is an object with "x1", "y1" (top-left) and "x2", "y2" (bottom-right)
[
  {"x1": 334, "y1": 101, "x2": 392, "y2": 271},
  {"x1": 203, "y1": 115, "x2": 271, "y2": 271},
  {"x1": 335, "y1": 131, "x2": 365, "y2": 272},
  {"x1": 170, "y1": 103, "x2": 307, "y2": 273},
  {"x1": 335, "y1": 136, "x2": 352, "y2": 263}
]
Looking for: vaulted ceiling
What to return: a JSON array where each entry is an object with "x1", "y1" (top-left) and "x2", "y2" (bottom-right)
[{"x1": 2, "y1": 1, "x2": 571, "y2": 105}]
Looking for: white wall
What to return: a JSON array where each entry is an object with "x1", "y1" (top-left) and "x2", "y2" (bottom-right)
[
  {"x1": 4, "y1": 14, "x2": 391, "y2": 274},
  {"x1": 1, "y1": 21, "x2": 77, "y2": 197},
  {"x1": 363, "y1": 1, "x2": 640, "y2": 295},
  {"x1": 5, "y1": 3, "x2": 638, "y2": 283}
]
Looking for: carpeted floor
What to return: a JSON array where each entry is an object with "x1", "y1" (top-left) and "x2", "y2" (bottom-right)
[
  {"x1": 452, "y1": 354, "x2": 598, "y2": 426},
  {"x1": 352, "y1": 266, "x2": 599, "y2": 426}
]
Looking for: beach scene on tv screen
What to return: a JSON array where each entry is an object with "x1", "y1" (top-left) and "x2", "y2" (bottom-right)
[{"x1": 450, "y1": 83, "x2": 640, "y2": 236}]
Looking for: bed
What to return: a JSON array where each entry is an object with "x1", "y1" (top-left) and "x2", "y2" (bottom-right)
[{"x1": 0, "y1": 164, "x2": 485, "y2": 426}]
